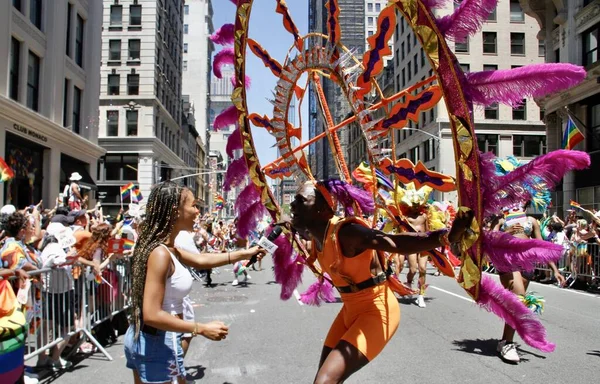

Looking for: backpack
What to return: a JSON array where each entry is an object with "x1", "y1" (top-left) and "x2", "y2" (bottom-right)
[{"x1": 62, "y1": 184, "x2": 71, "y2": 206}]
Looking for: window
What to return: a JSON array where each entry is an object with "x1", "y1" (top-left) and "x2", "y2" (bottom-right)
[
  {"x1": 106, "y1": 111, "x2": 119, "y2": 136},
  {"x1": 420, "y1": 49, "x2": 425, "y2": 66},
  {"x1": 485, "y1": 103, "x2": 498, "y2": 119},
  {"x1": 554, "y1": 48, "x2": 560, "y2": 62},
  {"x1": 183, "y1": 43, "x2": 188, "y2": 53},
  {"x1": 9, "y1": 38, "x2": 20, "y2": 101},
  {"x1": 401, "y1": 42, "x2": 405, "y2": 60},
  {"x1": 455, "y1": 38, "x2": 469, "y2": 53},
  {"x1": 513, "y1": 135, "x2": 546, "y2": 157},
  {"x1": 512, "y1": 99, "x2": 526, "y2": 120},
  {"x1": 424, "y1": 138, "x2": 435, "y2": 161},
  {"x1": 511, "y1": 33, "x2": 525, "y2": 55},
  {"x1": 104, "y1": 155, "x2": 138, "y2": 181},
  {"x1": 375, "y1": 3, "x2": 381, "y2": 12},
  {"x1": 483, "y1": 64, "x2": 498, "y2": 71},
  {"x1": 590, "y1": 102, "x2": 600, "y2": 151},
  {"x1": 72, "y1": 86, "x2": 81, "y2": 134},
  {"x1": 483, "y1": 32, "x2": 497, "y2": 54},
  {"x1": 414, "y1": 53, "x2": 418, "y2": 73},
  {"x1": 367, "y1": 3, "x2": 373, "y2": 12},
  {"x1": 184, "y1": 4, "x2": 189, "y2": 14},
  {"x1": 538, "y1": 39, "x2": 546, "y2": 57},
  {"x1": 460, "y1": 63, "x2": 470, "y2": 72},
  {"x1": 407, "y1": 35, "x2": 411, "y2": 51},
  {"x1": 368, "y1": 17, "x2": 373, "y2": 26},
  {"x1": 66, "y1": 3, "x2": 72, "y2": 56},
  {"x1": 109, "y1": 40, "x2": 121, "y2": 61},
  {"x1": 401, "y1": 68, "x2": 405, "y2": 88},
  {"x1": 110, "y1": 5, "x2": 122, "y2": 26},
  {"x1": 30, "y1": 0, "x2": 42, "y2": 30},
  {"x1": 127, "y1": 74, "x2": 139, "y2": 95},
  {"x1": 27, "y1": 51, "x2": 40, "y2": 111},
  {"x1": 510, "y1": 0, "x2": 525, "y2": 22},
  {"x1": 183, "y1": 61, "x2": 188, "y2": 71},
  {"x1": 410, "y1": 146, "x2": 420, "y2": 163},
  {"x1": 583, "y1": 23, "x2": 599, "y2": 66},
  {"x1": 129, "y1": 4, "x2": 142, "y2": 27},
  {"x1": 63, "y1": 79, "x2": 69, "y2": 127},
  {"x1": 368, "y1": 30, "x2": 374, "y2": 37},
  {"x1": 128, "y1": 39, "x2": 141, "y2": 60},
  {"x1": 184, "y1": 24, "x2": 189, "y2": 34},
  {"x1": 477, "y1": 134, "x2": 498, "y2": 155},
  {"x1": 13, "y1": 0, "x2": 22, "y2": 12},
  {"x1": 75, "y1": 14, "x2": 84, "y2": 67},
  {"x1": 487, "y1": 6, "x2": 496, "y2": 21},
  {"x1": 107, "y1": 74, "x2": 120, "y2": 95},
  {"x1": 126, "y1": 110, "x2": 138, "y2": 136}
]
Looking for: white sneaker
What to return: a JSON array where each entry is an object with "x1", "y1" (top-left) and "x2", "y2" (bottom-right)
[
  {"x1": 246, "y1": 274, "x2": 251, "y2": 280},
  {"x1": 416, "y1": 295, "x2": 426, "y2": 308},
  {"x1": 24, "y1": 375, "x2": 39, "y2": 384},
  {"x1": 497, "y1": 340, "x2": 520, "y2": 363},
  {"x1": 232, "y1": 279, "x2": 239, "y2": 286}
]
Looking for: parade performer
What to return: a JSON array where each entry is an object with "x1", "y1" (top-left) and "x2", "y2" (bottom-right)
[
  {"x1": 210, "y1": 0, "x2": 590, "y2": 367},
  {"x1": 124, "y1": 182, "x2": 265, "y2": 384}
]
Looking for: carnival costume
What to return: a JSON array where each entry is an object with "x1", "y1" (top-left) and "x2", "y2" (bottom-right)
[{"x1": 210, "y1": 0, "x2": 591, "y2": 353}]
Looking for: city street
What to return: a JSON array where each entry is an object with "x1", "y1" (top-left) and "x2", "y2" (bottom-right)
[{"x1": 43, "y1": 259, "x2": 600, "y2": 384}]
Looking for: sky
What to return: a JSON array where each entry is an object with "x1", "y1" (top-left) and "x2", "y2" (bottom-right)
[{"x1": 212, "y1": 0, "x2": 309, "y2": 168}]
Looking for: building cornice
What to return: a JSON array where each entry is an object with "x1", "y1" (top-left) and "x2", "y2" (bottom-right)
[
  {"x1": 538, "y1": 65, "x2": 600, "y2": 113},
  {"x1": 575, "y1": 0, "x2": 600, "y2": 34},
  {"x1": 98, "y1": 137, "x2": 186, "y2": 166}
]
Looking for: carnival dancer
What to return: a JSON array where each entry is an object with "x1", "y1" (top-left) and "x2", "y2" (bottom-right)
[
  {"x1": 124, "y1": 181, "x2": 266, "y2": 384},
  {"x1": 290, "y1": 179, "x2": 472, "y2": 383}
]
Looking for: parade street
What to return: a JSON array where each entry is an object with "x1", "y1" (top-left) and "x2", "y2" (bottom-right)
[{"x1": 45, "y1": 259, "x2": 600, "y2": 384}]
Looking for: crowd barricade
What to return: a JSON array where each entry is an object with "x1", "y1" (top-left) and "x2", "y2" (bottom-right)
[
  {"x1": 6, "y1": 256, "x2": 132, "y2": 363},
  {"x1": 535, "y1": 242, "x2": 599, "y2": 282}
]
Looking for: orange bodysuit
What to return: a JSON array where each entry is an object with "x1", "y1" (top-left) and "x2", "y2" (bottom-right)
[{"x1": 314, "y1": 216, "x2": 400, "y2": 361}]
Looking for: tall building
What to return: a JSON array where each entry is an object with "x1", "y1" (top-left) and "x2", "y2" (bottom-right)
[
  {"x1": 97, "y1": 0, "x2": 192, "y2": 216},
  {"x1": 521, "y1": 0, "x2": 600, "y2": 215},
  {"x1": 308, "y1": 0, "x2": 365, "y2": 180},
  {"x1": 365, "y1": 0, "x2": 394, "y2": 66},
  {"x1": 0, "y1": 0, "x2": 104, "y2": 208},
  {"x1": 389, "y1": 0, "x2": 547, "y2": 202}
]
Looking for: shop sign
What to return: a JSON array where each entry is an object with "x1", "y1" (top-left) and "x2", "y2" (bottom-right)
[{"x1": 12, "y1": 123, "x2": 48, "y2": 143}]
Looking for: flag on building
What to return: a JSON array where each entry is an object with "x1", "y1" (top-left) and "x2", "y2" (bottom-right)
[
  {"x1": 120, "y1": 182, "x2": 134, "y2": 199},
  {"x1": 562, "y1": 116, "x2": 584, "y2": 150},
  {"x1": 0, "y1": 157, "x2": 14, "y2": 183},
  {"x1": 132, "y1": 188, "x2": 143, "y2": 203}
]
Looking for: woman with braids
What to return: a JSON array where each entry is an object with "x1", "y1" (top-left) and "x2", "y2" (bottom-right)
[
  {"x1": 124, "y1": 181, "x2": 265, "y2": 384},
  {"x1": 289, "y1": 180, "x2": 473, "y2": 383}
]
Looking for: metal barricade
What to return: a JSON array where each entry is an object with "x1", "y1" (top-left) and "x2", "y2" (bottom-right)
[{"x1": 534, "y1": 242, "x2": 598, "y2": 283}]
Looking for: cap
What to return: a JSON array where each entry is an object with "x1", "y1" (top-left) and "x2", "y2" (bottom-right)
[
  {"x1": 50, "y1": 214, "x2": 75, "y2": 226},
  {"x1": 0, "y1": 205, "x2": 16, "y2": 215},
  {"x1": 68, "y1": 210, "x2": 86, "y2": 219}
]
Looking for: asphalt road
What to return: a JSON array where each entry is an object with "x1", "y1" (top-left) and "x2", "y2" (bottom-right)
[{"x1": 42, "y1": 259, "x2": 600, "y2": 384}]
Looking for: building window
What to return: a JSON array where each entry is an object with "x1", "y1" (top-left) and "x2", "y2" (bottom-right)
[
  {"x1": 13, "y1": 0, "x2": 22, "y2": 12},
  {"x1": 63, "y1": 79, "x2": 69, "y2": 127},
  {"x1": 424, "y1": 138, "x2": 435, "y2": 161},
  {"x1": 367, "y1": 3, "x2": 373, "y2": 12},
  {"x1": 485, "y1": 103, "x2": 498, "y2": 119},
  {"x1": 184, "y1": 24, "x2": 189, "y2": 34},
  {"x1": 510, "y1": 33, "x2": 525, "y2": 55},
  {"x1": 72, "y1": 86, "x2": 81, "y2": 134},
  {"x1": 127, "y1": 74, "x2": 139, "y2": 95},
  {"x1": 401, "y1": 42, "x2": 405, "y2": 60},
  {"x1": 538, "y1": 39, "x2": 546, "y2": 57},
  {"x1": 414, "y1": 53, "x2": 418, "y2": 73},
  {"x1": 184, "y1": 4, "x2": 189, "y2": 14},
  {"x1": 184, "y1": 43, "x2": 188, "y2": 53},
  {"x1": 455, "y1": 38, "x2": 469, "y2": 53},
  {"x1": 376, "y1": 3, "x2": 381, "y2": 12},
  {"x1": 513, "y1": 135, "x2": 546, "y2": 157},
  {"x1": 30, "y1": 0, "x2": 42, "y2": 30},
  {"x1": 420, "y1": 49, "x2": 425, "y2": 66},
  {"x1": 589, "y1": 102, "x2": 600, "y2": 151},
  {"x1": 9, "y1": 38, "x2": 20, "y2": 101},
  {"x1": 183, "y1": 61, "x2": 188, "y2": 71},
  {"x1": 66, "y1": 3, "x2": 72, "y2": 56},
  {"x1": 106, "y1": 110, "x2": 119, "y2": 136},
  {"x1": 128, "y1": 39, "x2": 141, "y2": 60},
  {"x1": 27, "y1": 51, "x2": 40, "y2": 112},
  {"x1": 583, "y1": 23, "x2": 599, "y2": 66},
  {"x1": 129, "y1": 4, "x2": 142, "y2": 27},
  {"x1": 75, "y1": 14, "x2": 84, "y2": 67},
  {"x1": 110, "y1": 5, "x2": 122, "y2": 26},
  {"x1": 410, "y1": 146, "x2": 420, "y2": 163},
  {"x1": 104, "y1": 154, "x2": 138, "y2": 181},
  {"x1": 107, "y1": 74, "x2": 120, "y2": 95},
  {"x1": 477, "y1": 134, "x2": 498, "y2": 155},
  {"x1": 401, "y1": 68, "x2": 405, "y2": 88},
  {"x1": 510, "y1": 0, "x2": 525, "y2": 22},
  {"x1": 368, "y1": 17, "x2": 374, "y2": 26},
  {"x1": 126, "y1": 110, "x2": 138, "y2": 136},
  {"x1": 460, "y1": 63, "x2": 470, "y2": 72},
  {"x1": 483, "y1": 32, "x2": 497, "y2": 54},
  {"x1": 483, "y1": 64, "x2": 498, "y2": 71},
  {"x1": 109, "y1": 39, "x2": 121, "y2": 61},
  {"x1": 487, "y1": 6, "x2": 496, "y2": 21},
  {"x1": 512, "y1": 99, "x2": 527, "y2": 120}
]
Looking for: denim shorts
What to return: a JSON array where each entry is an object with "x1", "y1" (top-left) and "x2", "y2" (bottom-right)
[{"x1": 124, "y1": 325, "x2": 185, "y2": 383}]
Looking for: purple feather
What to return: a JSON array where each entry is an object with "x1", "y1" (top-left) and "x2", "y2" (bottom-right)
[
  {"x1": 480, "y1": 150, "x2": 590, "y2": 217},
  {"x1": 465, "y1": 64, "x2": 587, "y2": 107},
  {"x1": 436, "y1": 0, "x2": 498, "y2": 42},
  {"x1": 226, "y1": 127, "x2": 243, "y2": 157},
  {"x1": 482, "y1": 230, "x2": 563, "y2": 273},
  {"x1": 230, "y1": 75, "x2": 252, "y2": 89},
  {"x1": 421, "y1": 0, "x2": 448, "y2": 9},
  {"x1": 321, "y1": 179, "x2": 374, "y2": 215},
  {"x1": 223, "y1": 157, "x2": 248, "y2": 192},
  {"x1": 237, "y1": 201, "x2": 266, "y2": 238},
  {"x1": 210, "y1": 24, "x2": 234, "y2": 46},
  {"x1": 478, "y1": 275, "x2": 555, "y2": 352},
  {"x1": 299, "y1": 277, "x2": 336, "y2": 306},
  {"x1": 235, "y1": 183, "x2": 261, "y2": 216},
  {"x1": 213, "y1": 105, "x2": 238, "y2": 131},
  {"x1": 213, "y1": 47, "x2": 234, "y2": 78}
]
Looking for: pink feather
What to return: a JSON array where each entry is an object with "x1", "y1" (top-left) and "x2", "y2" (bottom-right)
[
  {"x1": 213, "y1": 105, "x2": 238, "y2": 131},
  {"x1": 223, "y1": 157, "x2": 248, "y2": 192},
  {"x1": 270, "y1": 233, "x2": 305, "y2": 300},
  {"x1": 236, "y1": 201, "x2": 266, "y2": 238},
  {"x1": 226, "y1": 127, "x2": 243, "y2": 157},
  {"x1": 235, "y1": 183, "x2": 261, "y2": 217},
  {"x1": 421, "y1": 0, "x2": 448, "y2": 9},
  {"x1": 210, "y1": 24, "x2": 234, "y2": 46},
  {"x1": 480, "y1": 150, "x2": 590, "y2": 217},
  {"x1": 436, "y1": 0, "x2": 497, "y2": 42},
  {"x1": 213, "y1": 47, "x2": 234, "y2": 78},
  {"x1": 478, "y1": 275, "x2": 555, "y2": 352},
  {"x1": 230, "y1": 75, "x2": 252, "y2": 89},
  {"x1": 465, "y1": 64, "x2": 587, "y2": 107},
  {"x1": 482, "y1": 230, "x2": 563, "y2": 273},
  {"x1": 299, "y1": 277, "x2": 336, "y2": 306}
]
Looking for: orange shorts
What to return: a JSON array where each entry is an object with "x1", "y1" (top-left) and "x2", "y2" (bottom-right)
[{"x1": 324, "y1": 282, "x2": 400, "y2": 361}]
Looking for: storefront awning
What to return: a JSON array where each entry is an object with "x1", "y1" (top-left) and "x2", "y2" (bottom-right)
[{"x1": 61, "y1": 162, "x2": 97, "y2": 190}]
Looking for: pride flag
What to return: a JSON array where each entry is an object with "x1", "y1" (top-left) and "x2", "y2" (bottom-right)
[
  {"x1": 120, "y1": 182, "x2": 134, "y2": 199},
  {"x1": 562, "y1": 116, "x2": 584, "y2": 150},
  {"x1": 214, "y1": 194, "x2": 224, "y2": 210},
  {"x1": 123, "y1": 238, "x2": 135, "y2": 250},
  {"x1": 0, "y1": 157, "x2": 14, "y2": 183},
  {"x1": 570, "y1": 200, "x2": 581, "y2": 209},
  {"x1": 132, "y1": 188, "x2": 143, "y2": 202}
]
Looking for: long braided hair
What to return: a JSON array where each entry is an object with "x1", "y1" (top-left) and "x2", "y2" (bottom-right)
[{"x1": 131, "y1": 181, "x2": 185, "y2": 338}]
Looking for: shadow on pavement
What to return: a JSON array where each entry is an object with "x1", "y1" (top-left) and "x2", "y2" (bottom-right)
[
  {"x1": 452, "y1": 338, "x2": 501, "y2": 357},
  {"x1": 587, "y1": 350, "x2": 600, "y2": 357},
  {"x1": 185, "y1": 365, "x2": 206, "y2": 380}
]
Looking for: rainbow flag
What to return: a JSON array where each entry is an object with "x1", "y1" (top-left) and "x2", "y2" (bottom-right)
[
  {"x1": 132, "y1": 188, "x2": 143, "y2": 203},
  {"x1": 94, "y1": 274, "x2": 102, "y2": 285},
  {"x1": 570, "y1": 200, "x2": 581, "y2": 209},
  {"x1": 120, "y1": 182, "x2": 134, "y2": 199},
  {"x1": 562, "y1": 116, "x2": 584, "y2": 150},
  {"x1": 0, "y1": 157, "x2": 14, "y2": 183},
  {"x1": 214, "y1": 194, "x2": 224, "y2": 210},
  {"x1": 123, "y1": 238, "x2": 135, "y2": 250}
]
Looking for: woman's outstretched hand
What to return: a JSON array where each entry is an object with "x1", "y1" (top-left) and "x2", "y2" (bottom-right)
[
  {"x1": 200, "y1": 321, "x2": 229, "y2": 341},
  {"x1": 448, "y1": 208, "x2": 475, "y2": 244}
]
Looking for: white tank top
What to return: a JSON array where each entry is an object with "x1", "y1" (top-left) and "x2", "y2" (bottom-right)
[{"x1": 161, "y1": 245, "x2": 193, "y2": 315}]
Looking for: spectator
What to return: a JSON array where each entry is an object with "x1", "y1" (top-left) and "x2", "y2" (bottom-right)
[{"x1": 65, "y1": 173, "x2": 84, "y2": 210}]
